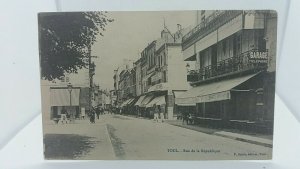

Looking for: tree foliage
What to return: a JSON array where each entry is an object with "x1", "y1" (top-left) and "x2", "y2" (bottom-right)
[{"x1": 39, "y1": 12, "x2": 113, "y2": 81}]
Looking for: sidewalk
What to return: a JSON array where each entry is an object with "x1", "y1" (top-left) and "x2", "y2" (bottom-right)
[
  {"x1": 165, "y1": 120, "x2": 273, "y2": 148},
  {"x1": 43, "y1": 118, "x2": 115, "y2": 159}
]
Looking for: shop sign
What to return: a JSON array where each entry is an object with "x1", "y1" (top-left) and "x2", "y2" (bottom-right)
[{"x1": 249, "y1": 51, "x2": 268, "y2": 63}]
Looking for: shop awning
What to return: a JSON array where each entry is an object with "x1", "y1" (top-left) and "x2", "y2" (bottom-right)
[
  {"x1": 120, "y1": 98, "x2": 134, "y2": 107},
  {"x1": 134, "y1": 95, "x2": 146, "y2": 106},
  {"x1": 176, "y1": 73, "x2": 257, "y2": 105},
  {"x1": 176, "y1": 103, "x2": 196, "y2": 106},
  {"x1": 50, "y1": 88, "x2": 80, "y2": 106},
  {"x1": 140, "y1": 95, "x2": 154, "y2": 107},
  {"x1": 173, "y1": 91, "x2": 187, "y2": 98},
  {"x1": 145, "y1": 95, "x2": 166, "y2": 108},
  {"x1": 127, "y1": 98, "x2": 135, "y2": 105}
]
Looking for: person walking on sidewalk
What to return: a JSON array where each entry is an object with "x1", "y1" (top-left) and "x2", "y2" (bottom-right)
[
  {"x1": 80, "y1": 107, "x2": 86, "y2": 120},
  {"x1": 60, "y1": 107, "x2": 68, "y2": 124},
  {"x1": 159, "y1": 105, "x2": 164, "y2": 123},
  {"x1": 182, "y1": 112, "x2": 189, "y2": 125},
  {"x1": 89, "y1": 108, "x2": 96, "y2": 124},
  {"x1": 153, "y1": 104, "x2": 159, "y2": 122},
  {"x1": 96, "y1": 106, "x2": 100, "y2": 119}
]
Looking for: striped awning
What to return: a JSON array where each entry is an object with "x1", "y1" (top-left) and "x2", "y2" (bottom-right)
[
  {"x1": 145, "y1": 95, "x2": 166, "y2": 108},
  {"x1": 140, "y1": 95, "x2": 154, "y2": 107},
  {"x1": 135, "y1": 95, "x2": 146, "y2": 106},
  {"x1": 120, "y1": 98, "x2": 134, "y2": 107}
]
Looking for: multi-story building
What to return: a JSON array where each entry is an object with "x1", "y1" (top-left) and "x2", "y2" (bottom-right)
[
  {"x1": 113, "y1": 59, "x2": 134, "y2": 107},
  {"x1": 110, "y1": 90, "x2": 117, "y2": 107},
  {"x1": 134, "y1": 26, "x2": 190, "y2": 119},
  {"x1": 134, "y1": 58, "x2": 142, "y2": 96},
  {"x1": 176, "y1": 10, "x2": 277, "y2": 133}
]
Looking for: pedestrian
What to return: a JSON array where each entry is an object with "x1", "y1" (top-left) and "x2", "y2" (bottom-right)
[
  {"x1": 80, "y1": 107, "x2": 86, "y2": 120},
  {"x1": 96, "y1": 106, "x2": 100, "y2": 119},
  {"x1": 153, "y1": 104, "x2": 159, "y2": 122},
  {"x1": 182, "y1": 112, "x2": 188, "y2": 125},
  {"x1": 60, "y1": 107, "x2": 68, "y2": 124},
  {"x1": 89, "y1": 109, "x2": 95, "y2": 124},
  {"x1": 159, "y1": 106, "x2": 164, "y2": 123},
  {"x1": 188, "y1": 113, "x2": 194, "y2": 124}
]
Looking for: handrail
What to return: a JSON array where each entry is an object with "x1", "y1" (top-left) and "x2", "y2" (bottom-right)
[
  {"x1": 187, "y1": 49, "x2": 268, "y2": 82},
  {"x1": 182, "y1": 10, "x2": 243, "y2": 43}
]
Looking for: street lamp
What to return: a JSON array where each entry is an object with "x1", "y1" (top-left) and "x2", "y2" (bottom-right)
[
  {"x1": 67, "y1": 83, "x2": 73, "y2": 106},
  {"x1": 67, "y1": 83, "x2": 73, "y2": 122}
]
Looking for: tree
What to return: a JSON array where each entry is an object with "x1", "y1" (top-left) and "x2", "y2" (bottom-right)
[{"x1": 39, "y1": 12, "x2": 113, "y2": 81}]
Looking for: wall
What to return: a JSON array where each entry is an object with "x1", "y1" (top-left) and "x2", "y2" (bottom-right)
[
  {"x1": 167, "y1": 46, "x2": 189, "y2": 91},
  {"x1": 265, "y1": 12, "x2": 277, "y2": 73},
  {"x1": 135, "y1": 62, "x2": 142, "y2": 96}
]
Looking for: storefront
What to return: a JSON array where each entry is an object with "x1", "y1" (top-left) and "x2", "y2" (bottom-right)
[
  {"x1": 50, "y1": 87, "x2": 81, "y2": 120},
  {"x1": 175, "y1": 72, "x2": 270, "y2": 131},
  {"x1": 120, "y1": 98, "x2": 134, "y2": 114}
]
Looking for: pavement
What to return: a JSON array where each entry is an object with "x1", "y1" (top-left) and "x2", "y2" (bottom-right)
[
  {"x1": 165, "y1": 119, "x2": 273, "y2": 148},
  {"x1": 43, "y1": 118, "x2": 115, "y2": 160},
  {"x1": 43, "y1": 114, "x2": 273, "y2": 160}
]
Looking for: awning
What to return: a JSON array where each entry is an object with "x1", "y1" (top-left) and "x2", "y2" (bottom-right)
[
  {"x1": 140, "y1": 95, "x2": 154, "y2": 107},
  {"x1": 176, "y1": 73, "x2": 257, "y2": 104},
  {"x1": 120, "y1": 98, "x2": 134, "y2": 107},
  {"x1": 145, "y1": 95, "x2": 166, "y2": 108},
  {"x1": 128, "y1": 97, "x2": 138, "y2": 106},
  {"x1": 176, "y1": 103, "x2": 196, "y2": 106},
  {"x1": 134, "y1": 95, "x2": 146, "y2": 106},
  {"x1": 173, "y1": 91, "x2": 187, "y2": 98},
  {"x1": 127, "y1": 98, "x2": 135, "y2": 105},
  {"x1": 50, "y1": 88, "x2": 80, "y2": 106}
]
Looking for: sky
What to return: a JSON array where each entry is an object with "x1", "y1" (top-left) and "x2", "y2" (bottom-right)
[{"x1": 90, "y1": 11, "x2": 196, "y2": 90}]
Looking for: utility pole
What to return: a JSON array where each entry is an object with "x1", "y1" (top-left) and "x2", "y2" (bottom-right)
[{"x1": 88, "y1": 44, "x2": 93, "y2": 113}]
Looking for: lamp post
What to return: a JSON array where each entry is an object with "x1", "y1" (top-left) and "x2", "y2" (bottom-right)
[
  {"x1": 67, "y1": 83, "x2": 73, "y2": 122},
  {"x1": 67, "y1": 83, "x2": 73, "y2": 106}
]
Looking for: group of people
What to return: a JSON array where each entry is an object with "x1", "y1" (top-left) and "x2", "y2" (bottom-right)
[
  {"x1": 152, "y1": 104, "x2": 165, "y2": 123},
  {"x1": 56, "y1": 106, "x2": 113, "y2": 124},
  {"x1": 88, "y1": 106, "x2": 114, "y2": 123},
  {"x1": 181, "y1": 112, "x2": 194, "y2": 125}
]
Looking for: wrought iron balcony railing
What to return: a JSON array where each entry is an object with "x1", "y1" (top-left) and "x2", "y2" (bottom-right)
[
  {"x1": 187, "y1": 49, "x2": 268, "y2": 83},
  {"x1": 182, "y1": 10, "x2": 243, "y2": 47}
]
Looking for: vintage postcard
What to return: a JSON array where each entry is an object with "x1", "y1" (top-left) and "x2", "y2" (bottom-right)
[{"x1": 39, "y1": 10, "x2": 277, "y2": 160}]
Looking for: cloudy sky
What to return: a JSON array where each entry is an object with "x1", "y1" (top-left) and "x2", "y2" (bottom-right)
[{"x1": 90, "y1": 11, "x2": 196, "y2": 90}]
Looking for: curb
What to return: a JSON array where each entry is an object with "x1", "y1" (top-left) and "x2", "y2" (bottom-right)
[
  {"x1": 167, "y1": 122, "x2": 273, "y2": 148},
  {"x1": 213, "y1": 132, "x2": 273, "y2": 148},
  {"x1": 120, "y1": 114, "x2": 273, "y2": 148}
]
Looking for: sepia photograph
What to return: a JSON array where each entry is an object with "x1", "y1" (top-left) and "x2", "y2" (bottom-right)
[{"x1": 39, "y1": 10, "x2": 277, "y2": 160}]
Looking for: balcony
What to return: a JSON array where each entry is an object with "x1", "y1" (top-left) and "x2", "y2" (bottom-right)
[
  {"x1": 188, "y1": 49, "x2": 268, "y2": 84},
  {"x1": 182, "y1": 10, "x2": 243, "y2": 49}
]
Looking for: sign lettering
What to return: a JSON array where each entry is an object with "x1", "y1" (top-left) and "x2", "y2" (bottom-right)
[{"x1": 249, "y1": 51, "x2": 268, "y2": 63}]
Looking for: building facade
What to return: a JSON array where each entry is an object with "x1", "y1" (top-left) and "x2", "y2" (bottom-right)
[
  {"x1": 176, "y1": 10, "x2": 276, "y2": 133},
  {"x1": 41, "y1": 68, "x2": 91, "y2": 123},
  {"x1": 113, "y1": 59, "x2": 134, "y2": 107},
  {"x1": 129, "y1": 26, "x2": 190, "y2": 119}
]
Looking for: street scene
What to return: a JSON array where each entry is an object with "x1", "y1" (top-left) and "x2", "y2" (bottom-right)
[
  {"x1": 44, "y1": 114, "x2": 272, "y2": 160},
  {"x1": 39, "y1": 10, "x2": 277, "y2": 160}
]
